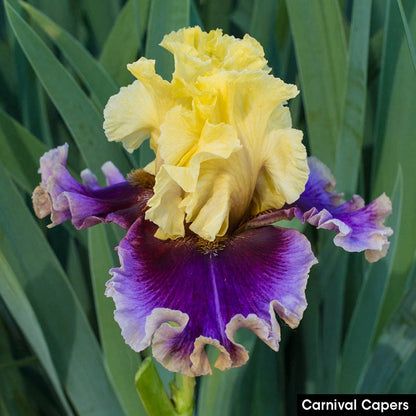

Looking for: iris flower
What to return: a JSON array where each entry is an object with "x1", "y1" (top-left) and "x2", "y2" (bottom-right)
[{"x1": 32, "y1": 27, "x2": 392, "y2": 377}]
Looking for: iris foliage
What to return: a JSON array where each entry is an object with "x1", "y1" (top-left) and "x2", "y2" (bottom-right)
[{"x1": 0, "y1": 0, "x2": 415, "y2": 415}]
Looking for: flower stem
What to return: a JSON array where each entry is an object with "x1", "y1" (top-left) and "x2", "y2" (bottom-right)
[
  {"x1": 170, "y1": 373, "x2": 196, "y2": 416},
  {"x1": 135, "y1": 357, "x2": 176, "y2": 416}
]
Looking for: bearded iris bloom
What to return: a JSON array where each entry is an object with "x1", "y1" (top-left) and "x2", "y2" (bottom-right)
[{"x1": 32, "y1": 27, "x2": 392, "y2": 377}]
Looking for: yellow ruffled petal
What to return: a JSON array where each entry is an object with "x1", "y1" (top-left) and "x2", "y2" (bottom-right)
[
  {"x1": 143, "y1": 160, "x2": 156, "y2": 175},
  {"x1": 145, "y1": 166, "x2": 186, "y2": 238},
  {"x1": 146, "y1": 105, "x2": 242, "y2": 240},
  {"x1": 188, "y1": 170, "x2": 231, "y2": 241},
  {"x1": 267, "y1": 105, "x2": 293, "y2": 133},
  {"x1": 183, "y1": 155, "x2": 253, "y2": 241},
  {"x1": 157, "y1": 106, "x2": 199, "y2": 166},
  {"x1": 103, "y1": 58, "x2": 175, "y2": 152},
  {"x1": 103, "y1": 81, "x2": 156, "y2": 152},
  {"x1": 250, "y1": 128, "x2": 309, "y2": 214},
  {"x1": 160, "y1": 27, "x2": 269, "y2": 83},
  {"x1": 147, "y1": 66, "x2": 305, "y2": 240},
  {"x1": 158, "y1": 106, "x2": 241, "y2": 176},
  {"x1": 204, "y1": 70, "x2": 297, "y2": 129},
  {"x1": 195, "y1": 70, "x2": 305, "y2": 209},
  {"x1": 104, "y1": 27, "x2": 308, "y2": 241},
  {"x1": 127, "y1": 57, "x2": 160, "y2": 80}
]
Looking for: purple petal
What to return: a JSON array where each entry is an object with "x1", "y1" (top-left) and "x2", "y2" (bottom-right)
[
  {"x1": 105, "y1": 219, "x2": 317, "y2": 376},
  {"x1": 32, "y1": 144, "x2": 152, "y2": 230},
  {"x1": 248, "y1": 157, "x2": 393, "y2": 262}
]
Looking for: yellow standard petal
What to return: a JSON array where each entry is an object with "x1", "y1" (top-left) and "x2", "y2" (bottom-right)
[
  {"x1": 160, "y1": 26, "x2": 269, "y2": 84},
  {"x1": 250, "y1": 128, "x2": 309, "y2": 214},
  {"x1": 146, "y1": 67, "x2": 307, "y2": 241},
  {"x1": 145, "y1": 166, "x2": 186, "y2": 239},
  {"x1": 145, "y1": 105, "x2": 242, "y2": 240},
  {"x1": 104, "y1": 27, "x2": 309, "y2": 241},
  {"x1": 195, "y1": 70, "x2": 308, "y2": 210},
  {"x1": 103, "y1": 58, "x2": 175, "y2": 152}
]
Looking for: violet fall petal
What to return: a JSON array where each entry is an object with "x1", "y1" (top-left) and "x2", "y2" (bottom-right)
[
  {"x1": 32, "y1": 144, "x2": 151, "y2": 230},
  {"x1": 248, "y1": 157, "x2": 393, "y2": 262},
  {"x1": 105, "y1": 218, "x2": 317, "y2": 376}
]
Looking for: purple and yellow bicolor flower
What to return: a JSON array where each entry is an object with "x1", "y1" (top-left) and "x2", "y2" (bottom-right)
[{"x1": 32, "y1": 27, "x2": 392, "y2": 376}]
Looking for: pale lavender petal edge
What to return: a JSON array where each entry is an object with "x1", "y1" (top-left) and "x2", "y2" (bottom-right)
[
  {"x1": 32, "y1": 144, "x2": 149, "y2": 230},
  {"x1": 105, "y1": 219, "x2": 317, "y2": 376},
  {"x1": 247, "y1": 157, "x2": 393, "y2": 262}
]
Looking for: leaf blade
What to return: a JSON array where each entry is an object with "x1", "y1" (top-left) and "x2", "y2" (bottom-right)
[
  {"x1": 88, "y1": 225, "x2": 145, "y2": 416},
  {"x1": 0, "y1": 162, "x2": 125, "y2": 416},
  {"x1": 5, "y1": 1, "x2": 131, "y2": 175},
  {"x1": 0, "y1": 251, "x2": 72, "y2": 415},
  {"x1": 339, "y1": 168, "x2": 403, "y2": 392},
  {"x1": 0, "y1": 109, "x2": 47, "y2": 192},
  {"x1": 335, "y1": 0, "x2": 372, "y2": 196},
  {"x1": 100, "y1": 0, "x2": 150, "y2": 87},
  {"x1": 145, "y1": 0, "x2": 190, "y2": 80},
  {"x1": 286, "y1": 0, "x2": 347, "y2": 170},
  {"x1": 372, "y1": 0, "x2": 416, "y2": 336},
  {"x1": 21, "y1": 1, "x2": 118, "y2": 110}
]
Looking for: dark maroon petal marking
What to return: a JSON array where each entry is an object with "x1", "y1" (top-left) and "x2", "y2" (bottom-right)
[
  {"x1": 106, "y1": 218, "x2": 317, "y2": 376},
  {"x1": 248, "y1": 157, "x2": 392, "y2": 262},
  {"x1": 32, "y1": 144, "x2": 151, "y2": 230}
]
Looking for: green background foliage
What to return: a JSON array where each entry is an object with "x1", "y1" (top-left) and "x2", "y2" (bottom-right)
[{"x1": 0, "y1": 0, "x2": 415, "y2": 414}]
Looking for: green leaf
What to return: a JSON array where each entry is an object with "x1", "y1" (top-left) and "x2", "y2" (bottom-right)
[
  {"x1": 0, "y1": 162, "x2": 125, "y2": 416},
  {"x1": 197, "y1": 330, "x2": 256, "y2": 416},
  {"x1": 0, "y1": 40, "x2": 17, "y2": 96},
  {"x1": 286, "y1": 0, "x2": 347, "y2": 170},
  {"x1": 397, "y1": 0, "x2": 416, "y2": 73},
  {"x1": 249, "y1": 0, "x2": 280, "y2": 74},
  {"x1": 100, "y1": 0, "x2": 150, "y2": 87},
  {"x1": 299, "y1": 273, "x2": 322, "y2": 393},
  {"x1": 316, "y1": 238, "x2": 349, "y2": 393},
  {"x1": 230, "y1": 0, "x2": 251, "y2": 33},
  {"x1": 275, "y1": 0, "x2": 291, "y2": 77},
  {"x1": 360, "y1": 277, "x2": 416, "y2": 393},
  {"x1": 190, "y1": 0, "x2": 203, "y2": 28},
  {"x1": 21, "y1": 1, "x2": 118, "y2": 110},
  {"x1": 34, "y1": 79, "x2": 54, "y2": 147},
  {"x1": 81, "y1": 0, "x2": 119, "y2": 49},
  {"x1": 199, "y1": 0, "x2": 233, "y2": 32},
  {"x1": 88, "y1": 225, "x2": 145, "y2": 416},
  {"x1": 5, "y1": 1, "x2": 131, "y2": 175},
  {"x1": 335, "y1": 0, "x2": 372, "y2": 196},
  {"x1": 0, "y1": 109, "x2": 47, "y2": 193},
  {"x1": 65, "y1": 237, "x2": 93, "y2": 321},
  {"x1": 388, "y1": 350, "x2": 416, "y2": 393},
  {"x1": 145, "y1": 0, "x2": 190, "y2": 80},
  {"x1": 0, "y1": 251, "x2": 72, "y2": 415},
  {"x1": 230, "y1": 340, "x2": 281, "y2": 416},
  {"x1": 27, "y1": 0, "x2": 75, "y2": 34},
  {"x1": 13, "y1": 43, "x2": 49, "y2": 144},
  {"x1": 0, "y1": 318, "x2": 38, "y2": 416},
  {"x1": 372, "y1": 0, "x2": 416, "y2": 335},
  {"x1": 404, "y1": 249, "x2": 416, "y2": 291},
  {"x1": 339, "y1": 167, "x2": 403, "y2": 393},
  {"x1": 135, "y1": 357, "x2": 176, "y2": 416}
]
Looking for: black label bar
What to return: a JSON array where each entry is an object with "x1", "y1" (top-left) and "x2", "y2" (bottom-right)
[{"x1": 297, "y1": 394, "x2": 416, "y2": 415}]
